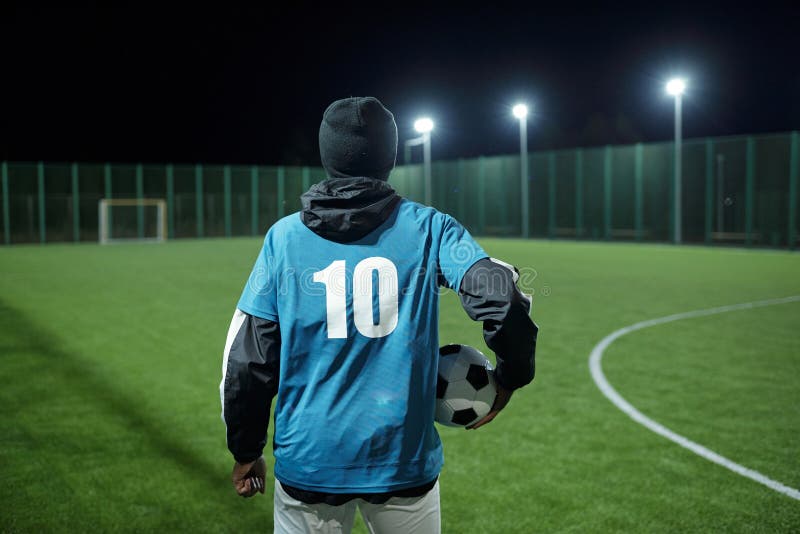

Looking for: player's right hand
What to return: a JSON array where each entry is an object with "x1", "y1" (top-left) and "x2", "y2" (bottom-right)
[
  {"x1": 231, "y1": 456, "x2": 267, "y2": 498},
  {"x1": 467, "y1": 385, "x2": 513, "y2": 430}
]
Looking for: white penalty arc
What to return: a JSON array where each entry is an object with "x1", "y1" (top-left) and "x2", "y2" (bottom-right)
[{"x1": 589, "y1": 295, "x2": 800, "y2": 501}]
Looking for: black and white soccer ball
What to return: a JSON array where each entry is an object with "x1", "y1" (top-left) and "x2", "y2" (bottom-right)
[{"x1": 435, "y1": 344, "x2": 497, "y2": 427}]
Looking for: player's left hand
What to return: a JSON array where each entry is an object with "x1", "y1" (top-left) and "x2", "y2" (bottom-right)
[
  {"x1": 231, "y1": 456, "x2": 267, "y2": 498},
  {"x1": 467, "y1": 385, "x2": 513, "y2": 430}
]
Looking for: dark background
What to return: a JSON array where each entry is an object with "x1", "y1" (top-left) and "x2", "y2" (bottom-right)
[{"x1": 1, "y1": 4, "x2": 798, "y2": 165}]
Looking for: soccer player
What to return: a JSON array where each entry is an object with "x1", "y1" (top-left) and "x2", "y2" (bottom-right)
[{"x1": 221, "y1": 96, "x2": 537, "y2": 533}]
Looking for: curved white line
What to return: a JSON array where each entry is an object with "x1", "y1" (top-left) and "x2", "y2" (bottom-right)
[{"x1": 589, "y1": 295, "x2": 800, "y2": 501}]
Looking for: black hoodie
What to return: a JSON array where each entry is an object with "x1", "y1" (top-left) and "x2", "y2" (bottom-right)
[{"x1": 300, "y1": 177, "x2": 400, "y2": 243}]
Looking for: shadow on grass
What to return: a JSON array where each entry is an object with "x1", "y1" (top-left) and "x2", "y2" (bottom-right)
[{"x1": 0, "y1": 298, "x2": 224, "y2": 492}]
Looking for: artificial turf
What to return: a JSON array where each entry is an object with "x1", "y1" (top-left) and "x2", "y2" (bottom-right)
[{"x1": 0, "y1": 238, "x2": 798, "y2": 532}]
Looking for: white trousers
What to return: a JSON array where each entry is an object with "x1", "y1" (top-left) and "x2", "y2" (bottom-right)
[{"x1": 273, "y1": 479, "x2": 441, "y2": 534}]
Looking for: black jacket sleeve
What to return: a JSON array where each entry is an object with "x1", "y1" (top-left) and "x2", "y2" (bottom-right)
[
  {"x1": 458, "y1": 258, "x2": 538, "y2": 390},
  {"x1": 220, "y1": 309, "x2": 280, "y2": 463}
]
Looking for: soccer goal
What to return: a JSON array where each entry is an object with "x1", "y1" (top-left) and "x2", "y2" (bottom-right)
[{"x1": 98, "y1": 198, "x2": 167, "y2": 244}]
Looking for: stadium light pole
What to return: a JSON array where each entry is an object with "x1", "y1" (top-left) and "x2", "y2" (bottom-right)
[
  {"x1": 405, "y1": 117, "x2": 434, "y2": 205},
  {"x1": 513, "y1": 104, "x2": 530, "y2": 238},
  {"x1": 666, "y1": 77, "x2": 686, "y2": 244}
]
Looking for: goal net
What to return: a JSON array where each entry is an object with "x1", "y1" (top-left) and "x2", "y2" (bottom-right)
[{"x1": 98, "y1": 198, "x2": 167, "y2": 244}]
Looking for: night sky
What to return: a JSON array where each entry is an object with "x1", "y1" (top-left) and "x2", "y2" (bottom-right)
[{"x1": 2, "y1": 5, "x2": 798, "y2": 166}]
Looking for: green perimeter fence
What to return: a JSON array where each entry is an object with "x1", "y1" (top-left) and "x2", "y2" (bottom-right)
[{"x1": 2, "y1": 131, "x2": 798, "y2": 248}]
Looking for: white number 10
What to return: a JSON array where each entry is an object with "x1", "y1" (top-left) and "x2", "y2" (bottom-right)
[{"x1": 312, "y1": 257, "x2": 399, "y2": 339}]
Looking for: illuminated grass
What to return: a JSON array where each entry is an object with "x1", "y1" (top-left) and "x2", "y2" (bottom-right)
[{"x1": 0, "y1": 238, "x2": 798, "y2": 532}]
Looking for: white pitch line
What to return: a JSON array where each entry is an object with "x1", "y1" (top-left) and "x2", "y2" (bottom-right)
[{"x1": 589, "y1": 295, "x2": 800, "y2": 501}]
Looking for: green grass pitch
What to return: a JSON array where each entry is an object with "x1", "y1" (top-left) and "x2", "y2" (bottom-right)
[{"x1": 1, "y1": 238, "x2": 798, "y2": 532}]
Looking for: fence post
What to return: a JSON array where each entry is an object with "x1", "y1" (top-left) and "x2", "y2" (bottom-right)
[
  {"x1": 136, "y1": 163, "x2": 144, "y2": 239},
  {"x1": 71, "y1": 162, "x2": 80, "y2": 242},
  {"x1": 704, "y1": 139, "x2": 714, "y2": 245},
  {"x1": 603, "y1": 146, "x2": 612, "y2": 240},
  {"x1": 478, "y1": 156, "x2": 486, "y2": 234},
  {"x1": 195, "y1": 164, "x2": 204, "y2": 238},
  {"x1": 166, "y1": 164, "x2": 175, "y2": 239},
  {"x1": 104, "y1": 163, "x2": 113, "y2": 239},
  {"x1": 634, "y1": 143, "x2": 643, "y2": 241},
  {"x1": 224, "y1": 165, "x2": 232, "y2": 238},
  {"x1": 2, "y1": 162, "x2": 10, "y2": 245},
  {"x1": 37, "y1": 162, "x2": 46, "y2": 244},
  {"x1": 277, "y1": 166, "x2": 285, "y2": 220},
  {"x1": 250, "y1": 166, "x2": 259, "y2": 236},
  {"x1": 575, "y1": 149, "x2": 583, "y2": 238},
  {"x1": 302, "y1": 166, "x2": 311, "y2": 192},
  {"x1": 789, "y1": 131, "x2": 798, "y2": 250},
  {"x1": 547, "y1": 152, "x2": 556, "y2": 239},
  {"x1": 745, "y1": 137, "x2": 754, "y2": 246}
]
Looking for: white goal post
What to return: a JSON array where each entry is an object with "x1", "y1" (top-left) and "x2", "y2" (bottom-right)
[{"x1": 98, "y1": 198, "x2": 167, "y2": 244}]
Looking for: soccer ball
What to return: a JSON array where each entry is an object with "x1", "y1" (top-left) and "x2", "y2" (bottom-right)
[{"x1": 435, "y1": 344, "x2": 497, "y2": 427}]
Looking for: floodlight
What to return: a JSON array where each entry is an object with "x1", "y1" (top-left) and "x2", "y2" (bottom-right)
[
  {"x1": 513, "y1": 102, "x2": 531, "y2": 238},
  {"x1": 666, "y1": 78, "x2": 687, "y2": 96},
  {"x1": 665, "y1": 77, "x2": 687, "y2": 244},
  {"x1": 414, "y1": 117, "x2": 434, "y2": 134}
]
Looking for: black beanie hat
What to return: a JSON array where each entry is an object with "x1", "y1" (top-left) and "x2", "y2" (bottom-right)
[{"x1": 319, "y1": 96, "x2": 398, "y2": 181}]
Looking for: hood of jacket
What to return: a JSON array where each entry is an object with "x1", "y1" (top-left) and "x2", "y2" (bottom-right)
[{"x1": 300, "y1": 177, "x2": 401, "y2": 243}]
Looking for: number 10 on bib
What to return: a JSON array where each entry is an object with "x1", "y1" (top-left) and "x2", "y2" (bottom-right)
[{"x1": 313, "y1": 257, "x2": 399, "y2": 339}]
